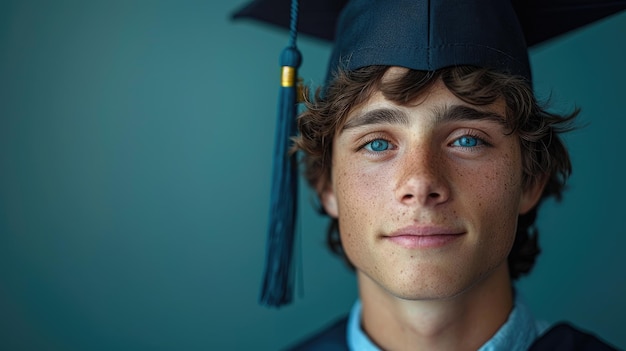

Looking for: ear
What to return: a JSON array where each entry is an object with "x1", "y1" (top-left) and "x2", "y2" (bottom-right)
[
  {"x1": 519, "y1": 174, "x2": 548, "y2": 215},
  {"x1": 320, "y1": 185, "x2": 339, "y2": 218}
]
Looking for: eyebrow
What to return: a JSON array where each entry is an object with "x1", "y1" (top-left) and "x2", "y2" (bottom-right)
[
  {"x1": 342, "y1": 108, "x2": 409, "y2": 130},
  {"x1": 436, "y1": 105, "x2": 507, "y2": 127},
  {"x1": 341, "y1": 104, "x2": 507, "y2": 131}
]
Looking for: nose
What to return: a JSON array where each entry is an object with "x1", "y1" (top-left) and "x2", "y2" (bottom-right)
[{"x1": 394, "y1": 146, "x2": 450, "y2": 207}]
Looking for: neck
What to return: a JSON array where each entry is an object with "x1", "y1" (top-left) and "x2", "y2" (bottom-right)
[{"x1": 359, "y1": 264, "x2": 513, "y2": 351}]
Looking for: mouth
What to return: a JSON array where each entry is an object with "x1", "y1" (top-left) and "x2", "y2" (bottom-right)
[{"x1": 383, "y1": 226, "x2": 465, "y2": 249}]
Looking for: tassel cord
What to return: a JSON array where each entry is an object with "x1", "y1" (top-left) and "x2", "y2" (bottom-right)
[{"x1": 259, "y1": 0, "x2": 302, "y2": 307}]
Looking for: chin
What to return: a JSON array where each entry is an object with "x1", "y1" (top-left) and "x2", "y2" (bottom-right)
[
  {"x1": 387, "y1": 281, "x2": 472, "y2": 302},
  {"x1": 373, "y1": 260, "x2": 509, "y2": 302}
]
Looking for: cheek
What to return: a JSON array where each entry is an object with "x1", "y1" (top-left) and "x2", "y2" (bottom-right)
[
  {"x1": 335, "y1": 169, "x2": 372, "y2": 223},
  {"x1": 466, "y1": 151, "x2": 524, "y2": 253},
  {"x1": 332, "y1": 159, "x2": 388, "y2": 255},
  {"x1": 490, "y1": 152, "x2": 524, "y2": 215},
  {"x1": 333, "y1": 156, "x2": 385, "y2": 212}
]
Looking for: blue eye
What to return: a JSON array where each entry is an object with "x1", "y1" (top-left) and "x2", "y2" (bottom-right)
[
  {"x1": 364, "y1": 139, "x2": 390, "y2": 152},
  {"x1": 453, "y1": 136, "x2": 482, "y2": 147}
]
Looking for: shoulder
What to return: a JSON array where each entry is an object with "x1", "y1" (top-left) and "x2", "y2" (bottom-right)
[
  {"x1": 284, "y1": 316, "x2": 349, "y2": 351},
  {"x1": 529, "y1": 323, "x2": 619, "y2": 351}
]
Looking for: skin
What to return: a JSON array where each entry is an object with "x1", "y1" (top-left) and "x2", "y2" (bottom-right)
[{"x1": 321, "y1": 68, "x2": 546, "y2": 350}]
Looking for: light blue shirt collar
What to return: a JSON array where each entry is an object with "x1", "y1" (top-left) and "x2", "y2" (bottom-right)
[{"x1": 347, "y1": 293, "x2": 549, "y2": 351}]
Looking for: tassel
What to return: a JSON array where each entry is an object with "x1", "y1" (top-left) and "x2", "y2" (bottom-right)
[{"x1": 259, "y1": 0, "x2": 302, "y2": 307}]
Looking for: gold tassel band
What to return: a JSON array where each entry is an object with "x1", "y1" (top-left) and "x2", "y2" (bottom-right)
[{"x1": 281, "y1": 66, "x2": 297, "y2": 87}]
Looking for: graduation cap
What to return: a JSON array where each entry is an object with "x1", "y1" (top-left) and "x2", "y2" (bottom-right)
[
  {"x1": 232, "y1": 0, "x2": 626, "y2": 307},
  {"x1": 234, "y1": 0, "x2": 626, "y2": 45}
]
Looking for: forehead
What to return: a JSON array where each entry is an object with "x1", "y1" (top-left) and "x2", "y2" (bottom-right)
[{"x1": 341, "y1": 68, "x2": 508, "y2": 130}]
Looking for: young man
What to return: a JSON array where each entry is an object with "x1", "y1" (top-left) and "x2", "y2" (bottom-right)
[
  {"x1": 292, "y1": 65, "x2": 586, "y2": 351},
  {"x1": 290, "y1": 1, "x2": 617, "y2": 350},
  {"x1": 236, "y1": 0, "x2": 623, "y2": 349}
]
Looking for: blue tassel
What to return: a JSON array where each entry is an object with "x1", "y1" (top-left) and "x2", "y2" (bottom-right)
[{"x1": 259, "y1": 0, "x2": 302, "y2": 307}]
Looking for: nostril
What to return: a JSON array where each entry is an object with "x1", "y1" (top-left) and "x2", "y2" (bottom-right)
[{"x1": 428, "y1": 193, "x2": 440, "y2": 199}]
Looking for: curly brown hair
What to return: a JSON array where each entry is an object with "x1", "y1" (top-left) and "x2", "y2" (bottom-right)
[{"x1": 294, "y1": 65, "x2": 576, "y2": 279}]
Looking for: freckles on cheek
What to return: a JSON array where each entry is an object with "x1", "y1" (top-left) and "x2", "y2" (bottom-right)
[
  {"x1": 483, "y1": 158, "x2": 524, "y2": 231},
  {"x1": 336, "y1": 157, "x2": 380, "y2": 204},
  {"x1": 335, "y1": 163, "x2": 382, "y2": 249},
  {"x1": 337, "y1": 170, "x2": 377, "y2": 219}
]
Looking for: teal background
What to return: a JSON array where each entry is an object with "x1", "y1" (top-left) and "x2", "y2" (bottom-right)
[{"x1": 0, "y1": 1, "x2": 624, "y2": 349}]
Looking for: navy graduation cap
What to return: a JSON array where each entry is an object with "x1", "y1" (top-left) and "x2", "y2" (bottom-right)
[{"x1": 233, "y1": 0, "x2": 626, "y2": 307}]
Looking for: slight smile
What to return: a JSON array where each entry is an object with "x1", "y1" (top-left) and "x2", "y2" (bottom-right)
[{"x1": 383, "y1": 225, "x2": 465, "y2": 249}]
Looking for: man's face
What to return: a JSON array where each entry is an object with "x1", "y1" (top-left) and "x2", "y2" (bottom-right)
[{"x1": 321, "y1": 68, "x2": 544, "y2": 300}]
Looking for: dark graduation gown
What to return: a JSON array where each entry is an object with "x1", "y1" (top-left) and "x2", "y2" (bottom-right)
[{"x1": 286, "y1": 317, "x2": 619, "y2": 351}]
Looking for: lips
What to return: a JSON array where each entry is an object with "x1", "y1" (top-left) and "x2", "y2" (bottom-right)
[{"x1": 383, "y1": 225, "x2": 465, "y2": 249}]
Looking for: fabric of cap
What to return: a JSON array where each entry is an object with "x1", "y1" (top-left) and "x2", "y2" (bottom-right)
[
  {"x1": 328, "y1": 0, "x2": 531, "y2": 82},
  {"x1": 233, "y1": 0, "x2": 626, "y2": 49}
]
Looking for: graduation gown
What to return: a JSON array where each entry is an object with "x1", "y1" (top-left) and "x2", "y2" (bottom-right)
[{"x1": 286, "y1": 317, "x2": 618, "y2": 351}]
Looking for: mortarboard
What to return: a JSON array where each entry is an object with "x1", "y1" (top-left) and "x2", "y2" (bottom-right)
[
  {"x1": 232, "y1": 0, "x2": 626, "y2": 307},
  {"x1": 234, "y1": 0, "x2": 626, "y2": 46}
]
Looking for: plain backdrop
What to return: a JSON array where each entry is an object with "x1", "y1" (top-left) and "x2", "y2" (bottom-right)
[{"x1": 0, "y1": 1, "x2": 624, "y2": 349}]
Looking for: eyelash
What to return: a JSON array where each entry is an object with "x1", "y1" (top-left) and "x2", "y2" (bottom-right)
[
  {"x1": 357, "y1": 135, "x2": 394, "y2": 153},
  {"x1": 450, "y1": 131, "x2": 491, "y2": 149}
]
